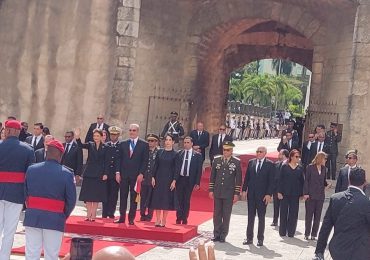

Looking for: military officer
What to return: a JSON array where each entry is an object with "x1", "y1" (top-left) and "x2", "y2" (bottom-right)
[
  {"x1": 209, "y1": 141, "x2": 242, "y2": 243},
  {"x1": 161, "y1": 111, "x2": 184, "y2": 150},
  {"x1": 24, "y1": 139, "x2": 76, "y2": 260},
  {"x1": 102, "y1": 126, "x2": 122, "y2": 219},
  {"x1": 0, "y1": 120, "x2": 35, "y2": 259},
  {"x1": 140, "y1": 133, "x2": 159, "y2": 221},
  {"x1": 325, "y1": 122, "x2": 342, "y2": 180}
]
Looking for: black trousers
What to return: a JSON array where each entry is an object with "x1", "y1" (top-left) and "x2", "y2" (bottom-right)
[
  {"x1": 272, "y1": 193, "x2": 280, "y2": 224},
  {"x1": 305, "y1": 199, "x2": 324, "y2": 237},
  {"x1": 140, "y1": 183, "x2": 153, "y2": 219},
  {"x1": 119, "y1": 177, "x2": 138, "y2": 221},
  {"x1": 213, "y1": 197, "x2": 233, "y2": 239},
  {"x1": 176, "y1": 176, "x2": 193, "y2": 222},
  {"x1": 326, "y1": 153, "x2": 337, "y2": 180},
  {"x1": 102, "y1": 178, "x2": 120, "y2": 217},
  {"x1": 246, "y1": 196, "x2": 267, "y2": 241},
  {"x1": 279, "y1": 195, "x2": 300, "y2": 237}
]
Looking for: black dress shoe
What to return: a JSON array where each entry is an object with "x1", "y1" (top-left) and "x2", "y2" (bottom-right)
[
  {"x1": 257, "y1": 240, "x2": 263, "y2": 246},
  {"x1": 211, "y1": 237, "x2": 220, "y2": 242},
  {"x1": 304, "y1": 235, "x2": 309, "y2": 240},
  {"x1": 114, "y1": 218, "x2": 125, "y2": 224},
  {"x1": 270, "y1": 222, "x2": 277, "y2": 226},
  {"x1": 140, "y1": 216, "x2": 147, "y2": 221},
  {"x1": 128, "y1": 220, "x2": 134, "y2": 225},
  {"x1": 102, "y1": 215, "x2": 108, "y2": 219},
  {"x1": 182, "y1": 220, "x2": 188, "y2": 225},
  {"x1": 219, "y1": 238, "x2": 225, "y2": 243},
  {"x1": 108, "y1": 215, "x2": 115, "y2": 219},
  {"x1": 176, "y1": 220, "x2": 182, "y2": 224},
  {"x1": 242, "y1": 239, "x2": 253, "y2": 245},
  {"x1": 310, "y1": 236, "x2": 316, "y2": 240}
]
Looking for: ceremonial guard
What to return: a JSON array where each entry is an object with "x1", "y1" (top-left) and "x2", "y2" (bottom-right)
[
  {"x1": 102, "y1": 126, "x2": 122, "y2": 219},
  {"x1": 161, "y1": 111, "x2": 184, "y2": 150},
  {"x1": 0, "y1": 120, "x2": 35, "y2": 259},
  {"x1": 140, "y1": 134, "x2": 159, "y2": 221},
  {"x1": 209, "y1": 141, "x2": 242, "y2": 243},
  {"x1": 24, "y1": 140, "x2": 76, "y2": 260},
  {"x1": 325, "y1": 122, "x2": 342, "y2": 180}
]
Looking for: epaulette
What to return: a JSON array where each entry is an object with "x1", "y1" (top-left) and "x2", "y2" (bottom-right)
[{"x1": 232, "y1": 156, "x2": 241, "y2": 161}]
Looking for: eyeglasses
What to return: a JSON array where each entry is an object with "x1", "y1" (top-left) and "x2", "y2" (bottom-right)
[
  {"x1": 256, "y1": 150, "x2": 264, "y2": 153},
  {"x1": 129, "y1": 129, "x2": 137, "y2": 132},
  {"x1": 148, "y1": 140, "x2": 157, "y2": 142},
  {"x1": 347, "y1": 157, "x2": 356, "y2": 160},
  {"x1": 97, "y1": 117, "x2": 103, "y2": 120},
  {"x1": 223, "y1": 149, "x2": 231, "y2": 152},
  {"x1": 219, "y1": 128, "x2": 226, "y2": 131}
]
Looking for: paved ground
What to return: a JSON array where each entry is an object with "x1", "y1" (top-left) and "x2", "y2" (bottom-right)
[{"x1": 11, "y1": 138, "x2": 334, "y2": 260}]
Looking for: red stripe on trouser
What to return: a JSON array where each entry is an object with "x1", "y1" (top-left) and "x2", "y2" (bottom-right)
[
  {"x1": 27, "y1": 196, "x2": 65, "y2": 213},
  {"x1": 0, "y1": 171, "x2": 25, "y2": 183}
]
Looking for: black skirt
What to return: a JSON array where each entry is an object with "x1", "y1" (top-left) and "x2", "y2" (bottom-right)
[{"x1": 79, "y1": 177, "x2": 107, "y2": 203}]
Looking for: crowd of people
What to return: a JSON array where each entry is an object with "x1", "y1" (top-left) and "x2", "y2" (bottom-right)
[{"x1": 0, "y1": 111, "x2": 369, "y2": 260}]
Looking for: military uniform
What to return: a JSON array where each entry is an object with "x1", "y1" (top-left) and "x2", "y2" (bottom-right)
[
  {"x1": 24, "y1": 156, "x2": 76, "y2": 260},
  {"x1": 102, "y1": 140, "x2": 121, "y2": 218},
  {"x1": 161, "y1": 112, "x2": 184, "y2": 149},
  {"x1": 0, "y1": 120, "x2": 35, "y2": 259},
  {"x1": 209, "y1": 155, "x2": 242, "y2": 241},
  {"x1": 140, "y1": 146, "x2": 158, "y2": 221},
  {"x1": 325, "y1": 125, "x2": 342, "y2": 180}
]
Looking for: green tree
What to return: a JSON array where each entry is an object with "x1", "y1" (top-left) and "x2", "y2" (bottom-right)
[{"x1": 272, "y1": 59, "x2": 296, "y2": 76}]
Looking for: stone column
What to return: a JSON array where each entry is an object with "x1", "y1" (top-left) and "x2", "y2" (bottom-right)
[
  {"x1": 110, "y1": 0, "x2": 141, "y2": 125},
  {"x1": 348, "y1": 0, "x2": 370, "y2": 178}
]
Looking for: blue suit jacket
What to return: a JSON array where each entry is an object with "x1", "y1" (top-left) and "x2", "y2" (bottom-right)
[{"x1": 24, "y1": 160, "x2": 77, "y2": 232}]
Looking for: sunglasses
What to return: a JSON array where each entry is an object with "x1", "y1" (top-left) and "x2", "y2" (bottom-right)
[
  {"x1": 148, "y1": 139, "x2": 157, "y2": 142},
  {"x1": 219, "y1": 128, "x2": 226, "y2": 131},
  {"x1": 347, "y1": 157, "x2": 356, "y2": 159},
  {"x1": 129, "y1": 129, "x2": 137, "y2": 132},
  {"x1": 97, "y1": 117, "x2": 103, "y2": 119},
  {"x1": 308, "y1": 136, "x2": 314, "y2": 138},
  {"x1": 256, "y1": 150, "x2": 264, "y2": 153},
  {"x1": 223, "y1": 149, "x2": 231, "y2": 151},
  {"x1": 64, "y1": 136, "x2": 73, "y2": 138}
]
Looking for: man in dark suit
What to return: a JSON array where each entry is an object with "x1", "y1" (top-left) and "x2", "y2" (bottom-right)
[
  {"x1": 25, "y1": 123, "x2": 45, "y2": 151},
  {"x1": 314, "y1": 168, "x2": 370, "y2": 260},
  {"x1": 277, "y1": 131, "x2": 299, "y2": 152},
  {"x1": 115, "y1": 124, "x2": 149, "y2": 225},
  {"x1": 35, "y1": 135, "x2": 54, "y2": 163},
  {"x1": 308, "y1": 132, "x2": 329, "y2": 165},
  {"x1": 335, "y1": 150, "x2": 358, "y2": 193},
  {"x1": 61, "y1": 131, "x2": 83, "y2": 183},
  {"x1": 189, "y1": 122, "x2": 209, "y2": 162},
  {"x1": 84, "y1": 114, "x2": 110, "y2": 143},
  {"x1": 19, "y1": 122, "x2": 32, "y2": 142},
  {"x1": 209, "y1": 125, "x2": 233, "y2": 163},
  {"x1": 301, "y1": 133, "x2": 316, "y2": 167},
  {"x1": 242, "y1": 146, "x2": 274, "y2": 246},
  {"x1": 271, "y1": 149, "x2": 289, "y2": 226},
  {"x1": 325, "y1": 123, "x2": 342, "y2": 180},
  {"x1": 175, "y1": 136, "x2": 203, "y2": 224},
  {"x1": 281, "y1": 120, "x2": 299, "y2": 144},
  {"x1": 102, "y1": 126, "x2": 121, "y2": 219}
]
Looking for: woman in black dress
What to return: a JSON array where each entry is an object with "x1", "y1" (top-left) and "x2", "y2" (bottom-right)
[
  {"x1": 277, "y1": 149, "x2": 304, "y2": 237},
  {"x1": 150, "y1": 134, "x2": 178, "y2": 227},
  {"x1": 75, "y1": 128, "x2": 108, "y2": 221}
]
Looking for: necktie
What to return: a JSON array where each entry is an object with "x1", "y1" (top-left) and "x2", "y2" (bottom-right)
[
  {"x1": 198, "y1": 131, "x2": 201, "y2": 139},
  {"x1": 319, "y1": 143, "x2": 322, "y2": 152},
  {"x1": 184, "y1": 151, "x2": 189, "y2": 176},
  {"x1": 129, "y1": 139, "x2": 136, "y2": 157},
  {"x1": 218, "y1": 135, "x2": 222, "y2": 147},
  {"x1": 33, "y1": 137, "x2": 37, "y2": 148},
  {"x1": 257, "y1": 160, "x2": 262, "y2": 173},
  {"x1": 65, "y1": 143, "x2": 70, "y2": 154}
]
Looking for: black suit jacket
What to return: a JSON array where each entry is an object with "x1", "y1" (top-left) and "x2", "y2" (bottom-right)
[
  {"x1": 117, "y1": 139, "x2": 149, "y2": 179},
  {"x1": 308, "y1": 141, "x2": 329, "y2": 164},
  {"x1": 278, "y1": 164, "x2": 304, "y2": 197},
  {"x1": 25, "y1": 135, "x2": 44, "y2": 151},
  {"x1": 303, "y1": 164, "x2": 327, "y2": 200},
  {"x1": 84, "y1": 123, "x2": 110, "y2": 143},
  {"x1": 189, "y1": 130, "x2": 210, "y2": 161},
  {"x1": 176, "y1": 149, "x2": 203, "y2": 188},
  {"x1": 273, "y1": 161, "x2": 285, "y2": 193},
  {"x1": 301, "y1": 141, "x2": 314, "y2": 166},
  {"x1": 335, "y1": 165, "x2": 359, "y2": 193},
  {"x1": 35, "y1": 148, "x2": 46, "y2": 163},
  {"x1": 277, "y1": 139, "x2": 299, "y2": 152},
  {"x1": 242, "y1": 158, "x2": 274, "y2": 199},
  {"x1": 209, "y1": 134, "x2": 233, "y2": 162},
  {"x1": 61, "y1": 141, "x2": 83, "y2": 176},
  {"x1": 316, "y1": 188, "x2": 370, "y2": 260},
  {"x1": 77, "y1": 139, "x2": 108, "y2": 178}
]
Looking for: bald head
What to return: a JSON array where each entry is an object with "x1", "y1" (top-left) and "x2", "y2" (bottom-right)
[{"x1": 92, "y1": 246, "x2": 135, "y2": 260}]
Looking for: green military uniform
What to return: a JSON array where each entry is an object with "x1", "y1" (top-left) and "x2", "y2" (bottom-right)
[{"x1": 209, "y1": 154, "x2": 242, "y2": 240}]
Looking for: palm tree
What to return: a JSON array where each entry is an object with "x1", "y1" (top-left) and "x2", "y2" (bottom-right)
[{"x1": 272, "y1": 59, "x2": 296, "y2": 76}]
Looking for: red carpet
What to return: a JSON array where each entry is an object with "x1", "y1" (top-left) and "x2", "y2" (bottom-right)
[{"x1": 12, "y1": 237, "x2": 155, "y2": 257}]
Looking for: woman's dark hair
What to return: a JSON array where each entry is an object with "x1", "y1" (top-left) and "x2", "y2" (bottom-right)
[
  {"x1": 93, "y1": 128, "x2": 103, "y2": 136},
  {"x1": 288, "y1": 149, "x2": 300, "y2": 163},
  {"x1": 42, "y1": 127, "x2": 50, "y2": 135},
  {"x1": 164, "y1": 133, "x2": 174, "y2": 140}
]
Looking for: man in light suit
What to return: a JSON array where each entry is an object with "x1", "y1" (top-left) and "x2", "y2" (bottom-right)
[
  {"x1": 115, "y1": 124, "x2": 149, "y2": 225},
  {"x1": 314, "y1": 168, "x2": 370, "y2": 260},
  {"x1": 175, "y1": 136, "x2": 203, "y2": 224},
  {"x1": 84, "y1": 114, "x2": 110, "y2": 143},
  {"x1": 209, "y1": 125, "x2": 233, "y2": 163},
  {"x1": 242, "y1": 146, "x2": 274, "y2": 247},
  {"x1": 25, "y1": 123, "x2": 45, "y2": 151},
  {"x1": 189, "y1": 122, "x2": 209, "y2": 162}
]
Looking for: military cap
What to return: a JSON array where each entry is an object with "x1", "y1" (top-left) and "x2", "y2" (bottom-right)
[
  {"x1": 346, "y1": 149, "x2": 358, "y2": 158},
  {"x1": 146, "y1": 133, "x2": 159, "y2": 141},
  {"x1": 170, "y1": 111, "x2": 178, "y2": 116},
  {"x1": 108, "y1": 126, "x2": 121, "y2": 135},
  {"x1": 330, "y1": 122, "x2": 338, "y2": 127},
  {"x1": 223, "y1": 141, "x2": 235, "y2": 149},
  {"x1": 4, "y1": 120, "x2": 21, "y2": 130},
  {"x1": 48, "y1": 139, "x2": 65, "y2": 153}
]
